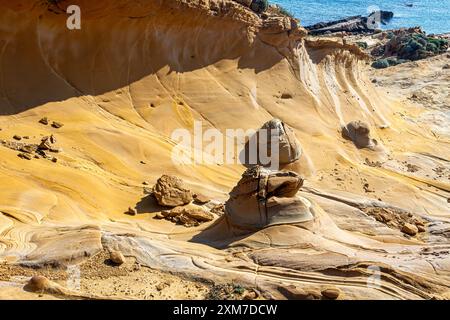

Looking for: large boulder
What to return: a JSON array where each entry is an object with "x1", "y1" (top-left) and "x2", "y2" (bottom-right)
[
  {"x1": 225, "y1": 166, "x2": 313, "y2": 229},
  {"x1": 342, "y1": 120, "x2": 377, "y2": 149},
  {"x1": 153, "y1": 175, "x2": 193, "y2": 207}
]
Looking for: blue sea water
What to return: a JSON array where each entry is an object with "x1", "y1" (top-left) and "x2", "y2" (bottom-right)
[{"x1": 270, "y1": 0, "x2": 450, "y2": 34}]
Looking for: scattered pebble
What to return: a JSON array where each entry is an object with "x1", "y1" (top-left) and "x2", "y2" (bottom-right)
[
  {"x1": 109, "y1": 250, "x2": 126, "y2": 266},
  {"x1": 18, "y1": 153, "x2": 32, "y2": 160},
  {"x1": 51, "y1": 121, "x2": 64, "y2": 129},
  {"x1": 126, "y1": 207, "x2": 137, "y2": 216},
  {"x1": 402, "y1": 223, "x2": 418, "y2": 236},
  {"x1": 39, "y1": 117, "x2": 49, "y2": 125},
  {"x1": 321, "y1": 287, "x2": 341, "y2": 300},
  {"x1": 154, "y1": 213, "x2": 165, "y2": 220}
]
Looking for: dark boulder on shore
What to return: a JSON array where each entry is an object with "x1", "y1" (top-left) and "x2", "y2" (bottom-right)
[
  {"x1": 369, "y1": 10, "x2": 394, "y2": 25},
  {"x1": 306, "y1": 10, "x2": 394, "y2": 35}
]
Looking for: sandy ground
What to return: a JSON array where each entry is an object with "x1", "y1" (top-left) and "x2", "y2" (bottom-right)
[{"x1": 0, "y1": 0, "x2": 449, "y2": 300}]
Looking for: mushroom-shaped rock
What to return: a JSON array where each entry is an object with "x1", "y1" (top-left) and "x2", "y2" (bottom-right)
[
  {"x1": 342, "y1": 120, "x2": 378, "y2": 149},
  {"x1": 153, "y1": 175, "x2": 193, "y2": 207},
  {"x1": 225, "y1": 166, "x2": 313, "y2": 229}
]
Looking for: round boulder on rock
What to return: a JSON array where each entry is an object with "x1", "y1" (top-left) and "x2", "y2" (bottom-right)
[
  {"x1": 244, "y1": 119, "x2": 302, "y2": 168},
  {"x1": 260, "y1": 119, "x2": 302, "y2": 165},
  {"x1": 153, "y1": 175, "x2": 193, "y2": 207}
]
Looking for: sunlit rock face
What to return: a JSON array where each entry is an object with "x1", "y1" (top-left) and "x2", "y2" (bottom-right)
[{"x1": 225, "y1": 166, "x2": 314, "y2": 229}]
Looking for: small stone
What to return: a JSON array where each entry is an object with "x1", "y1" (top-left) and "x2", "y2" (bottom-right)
[
  {"x1": 109, "y1": 250, "x2": 125, "y2": 265},
  {"x1": 154, "y1": 213, "x2": 165, "y2": 220},
  {"x1": 23, "y1": 136, "x2": 30, "y2": 139},
  {"x1": 39, "y1": 117, "x2": 49, "y2": 125},
  {"x1": 278, "y1": 285, "x2": 319, "y2": 300},
  {"x1": 13, "y1": 135, "x2": 22, "y2": 141},
  {"x1": 242, "y1": 290, "x2": 258, "y2": 300},
  {"x1": 443, "y1": 64, "x2": 450, "y2": 70},
  {"x1": 156, "y1": 283, "x2": 166, "y2": 291},
  {"x1": 39, "y1": 140, "x2": 52, "y2": 151},
  {"x1": 18, "y1": 153, "x2": 32, "y2": 160},
  {"x1": 133, "y1": 263, "x2": 141, "y2": 271},
  {"x1": 417, "y1": 225, "x2": 426, "y2": 233},
  {"x1": 161, "y1": 210, "x2": 171, "y2": 218},
  {"x1": 20, "y1": 145, "x2": 35, "y2": 154},
  {"x1": 193, "y1": 193, "x2": 210, "y2": 204},
  {"x1": 183, "y1": 207, "x2": 214, "y2": 222},
  {"x1": 51, "y1": 157, "x2": 58, "y2": 163},
  {"x1": 179, "y1": 214, "x2": 198, "y2": 227},
  {"x1": 321, "y1": 287, "x2": 341, "y2": 300},
  {"x1": 51, "y1": 121, "x2": 64, "y2": 129},
  {"x1": 140, "y1": 160, "x2": 146, "y2": 164},
  {"x1": 142, "y1": 181, "x2": 149, "y2": 185},
  {"x1": 401, "y1": 223, "x2": 418, "y2": 236},
  {"x1": 126, "y1": 207, "x2": 137, "y2": 216},
  {"x1": 27, "y1": 276, "x2": 51, "y2": 292}
]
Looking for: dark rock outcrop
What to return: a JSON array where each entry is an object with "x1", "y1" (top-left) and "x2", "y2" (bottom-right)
[
  {"x1": 306, "y1": 11, "x2": 393, "y2": 35},
  {"x1": 233, "y1": 0, "x2": 268, "y2": 14}
]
